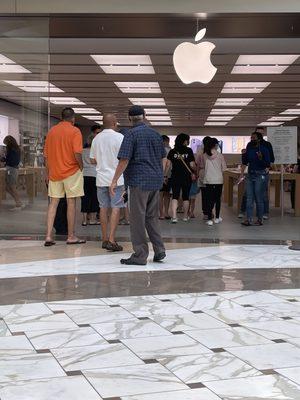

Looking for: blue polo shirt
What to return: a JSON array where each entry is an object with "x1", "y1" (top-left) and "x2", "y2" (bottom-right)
[
  {"x1": 242, "y1": 143, "x2": 271, "y2": 172},
  {"x1": 118, "y1": 122, "x2": 166, "y2": 191}
]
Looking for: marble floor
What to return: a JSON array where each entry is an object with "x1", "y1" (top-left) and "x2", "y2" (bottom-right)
[{"x1": 1, "y1": 239, "x2": 300, "y2": 399}]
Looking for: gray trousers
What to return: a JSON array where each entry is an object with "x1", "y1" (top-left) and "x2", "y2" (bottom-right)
[{"x1": 129, "y1": 186, "x2": 165, "y2": 264}]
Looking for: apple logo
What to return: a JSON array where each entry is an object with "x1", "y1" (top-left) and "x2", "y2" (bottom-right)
[{"x1": 173, "y1": 28, "x2": 217, "y2": 84}]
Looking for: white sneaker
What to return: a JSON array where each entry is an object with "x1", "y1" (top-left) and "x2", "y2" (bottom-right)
[
  {"x1": 263, "y1": 215, "x2": 269, "y2": 220},
  {"x1": 238, "y1": 213, "x2": 244, "y2": 219},
  {"x1": 207, "y1": 220, "x2": 214, "y2": 226},
  {"x1": 9, "y1": 204, "x2": 25, "y2": 211},
  {"x1": 171, "y1": 218, "x2": 178, "y2": 224},
  {"x1": 182, "y1": 217, "x2": 189, "y2": 222},
  {"x1": 214, "y1": 217, "x2": 223, "y2": 224}
]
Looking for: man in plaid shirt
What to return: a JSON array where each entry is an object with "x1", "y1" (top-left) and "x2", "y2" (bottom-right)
[{"x1": 110, "y1": 105, "x2": 167, "y2": 265}]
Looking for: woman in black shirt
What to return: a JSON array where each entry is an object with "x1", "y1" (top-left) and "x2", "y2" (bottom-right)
[
  {"x1": 166, "y1": 133, "x2": 196, "y2": 223},
  {"x1": 2, "y1": 135, "x2": 23, "y2": 210}
]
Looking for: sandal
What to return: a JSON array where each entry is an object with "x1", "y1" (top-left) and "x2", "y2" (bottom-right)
[
  {"x1": 66, "y1": 239, "x2": 86, "y2": 245},
  {"x1": 44, "y1": 241, "x2": 56, "y2": 247},
  {"x1": 82, "y1": 222, "x2": 87, "y2": 226},
  {"x1": 106, "y1": 241, "x2": 123, "y2": 252},
  {"x1": 254, "y1": 219, "x2": 263, "y2": 226},
  {"x1": 241, "y1": 220, "x2": 252, "y2": 226}
]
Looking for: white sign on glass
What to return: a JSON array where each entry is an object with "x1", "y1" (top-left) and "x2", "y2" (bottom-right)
[{"x1": 267, "y1": 126, "x2": 298, "y2": 164}]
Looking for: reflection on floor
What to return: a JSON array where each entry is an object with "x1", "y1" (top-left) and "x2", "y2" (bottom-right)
[{"x1": 1, "y1": 290, "x2": 300, "y2": 399}]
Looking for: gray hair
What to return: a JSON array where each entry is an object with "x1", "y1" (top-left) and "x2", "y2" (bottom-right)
[{"x1": 130, "y1": 114, "x2": 144, "y2": 123}]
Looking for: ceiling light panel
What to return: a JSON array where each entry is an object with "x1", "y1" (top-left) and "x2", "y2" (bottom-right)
[
  {"x1": 115, "y1": 81, "x2": 161, "y2": 94},
  {"x1": 150, "y1": 121, "x2": 172, "y2": 126},
  {"x1": 91, "y1": 55, "x2": 155, "y2": 74},
  {"x1": 210, "y1": 108, "x2": 242, "y2": 115},
  {"x1": 82, "y1": 115, "x2": 103, "y2": 120},
  {"x1": 205, "y1": 122, "x2": 228, "y2": 126},
  {"x1": 258, "y1": 121, "x2": 284, "y2": 126},
  {"x1": 236, "y1": 55, "x2": 299, "y2": 65},
  {"x1": 0, "y1": 54, "x2": 31, "y2": 74},
  {"x1": 268, "y1": 116, "x2": 297, "y2": 121},
  {"x1": 144, "y1": 108, "x2": 169, "y2": 115},
  {"x1": 4, "y1": 80, "x2": 63, "y2": 93},
  {"x1": 147, "y1": 116, "x2": 171, "y2": 121},
  {"x1": 41, "y1": 97, "x2": 85, "y2": 105},
  {"x1": 72, "y1": 108, "x2": 100, "y2": 114},
  {"x1": 222, "y1": 81, "x2": 271, "y2": 93},
  {"x1": 129, "y1": 98, "x2": 166, "y2": 106},
  {"x1": 215, "y1": 98, "x2": 253, "y2": 106},
  {"x1": 232, "y1": 65, "x2": 289, "y2": 74},
  {"x1": 207, "y1": 116, "x2": 233, "y2": 121},
  {"x1": 280, "y1": 109, "x2": 300, "y2": 115}
]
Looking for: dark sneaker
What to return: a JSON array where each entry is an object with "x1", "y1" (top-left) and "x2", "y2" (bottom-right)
[
  {"x1": 102, "y1": 241, "x2": 109, "y2": 249},
  {"x1": 254, "y1": 219, "x2": 263, "y2": 226},
  {"x1": 153, "y1": 252, "x2": 166, "y2": 262},
  {"x1": 241, "y1": 220, "x2": 252, "y2": 226},
  {"x1": 106, "y1": 241, "x2": 123, "y2": 252},
  {"x1": 120, "y1": 258, "x2": 146, "y2": 266}
]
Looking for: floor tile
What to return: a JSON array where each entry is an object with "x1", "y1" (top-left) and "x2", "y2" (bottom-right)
[
  {"x1": 0, "y1": 303, "x2": 52, "y2": 319},
  {"x1": 65, "y1": 307, "x2": 135, "y2": 324},
  {"x1": 226, "y1": 343, "x2": 300, "y2": 370},
  {"x1": 101, "y1": 296, "x2": 158, "y2": 305},
  {"x1": 0, "y1": 376, "x2": 102, "y2": 400},
  {"x1": 287, "y1": 338, "x2": 300, "y2": 348},
  {"x1": 122, "y1": 301, "x2": 193, "y2": 318},
  {"x1": 219, "y1": 291, "x2": 287, "y2": 305},
  {"x1": 268, "y1": 289, "x2": 300, "y2": 302},
  {"x1": 174, "y1": 295, "x2": 245, "y2": 312},
  {"x1": 5, "y1": 313, "x2": 78, "y2": 332},
  {"x1": 84, "y1": 364, "x2": 187, "y2": 398},
  {"x1": 0, "y1": 320, "x2": 11, "y2": 337},
  {"x1": 0, "y1": 335, "x2": 34, "y2": 355},
  {"x1": 205, "y1": 305, "x2": 279, "y2": 324},
  {"x1": 255, "y1": 302, "x2": 300, "y2": 318},
  {"x1": 51, "y1": 343, "x2": 143, "y2": 371},
  {"x1": 150, "y1": 313, "x2": 227, "y2": 332},
  {"x1": 91, "y1": 319, "x2": 172, "y2": 341},
  {"x1": 46, "y1": 299, "x2": 107, "y2": 311},
  {"x1": 26, "y1": 327, "x2": 106, "y2": 350},
  {"x1": 120, "y1": 387, "x2": 221, "y2": 400},
  {"x1": 122, "y1": 335, "x2": 212, "y2": 359},
  {"x1": 159, "y1": 352, "x2": 261, "y2": 383},
  {"x1": 0, "y1": 353, "x2": 65, "y2": 383},
  {"x1": 276, "y1": 366, "x2": 300, "y2": 385},
  {"x1": 243, "y1": 319, "x2": 300, "y2": 340},
  {"x1": 205, "y1": 374, "x2": 300, "y2": 399},
  {"x1": 187, "y1": 326, "x2": 272, "y2": 348}
]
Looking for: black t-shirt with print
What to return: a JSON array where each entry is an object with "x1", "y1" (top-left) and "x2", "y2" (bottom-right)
[{"x1": 167, "y1": 147, "x2": 195, "y2": 180}]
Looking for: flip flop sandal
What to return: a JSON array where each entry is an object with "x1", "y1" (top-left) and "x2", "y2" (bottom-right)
[
  {"x1": 66, "y1": 239, "x2": 86, "y2": 245},
  {"x1": 82, "y1": 222, "x2": 87, "y2": 226},
  {"x1": 44, "y1": 241, "x2": 56, "y2": 247}
]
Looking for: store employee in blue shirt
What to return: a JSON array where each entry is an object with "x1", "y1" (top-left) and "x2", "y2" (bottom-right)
[
  {"x1": 110, "y1": 105, "x2": 167, "y2": 265},
  {"x1": 240, "y1": 131, "x2": 271, "y2": 226}
]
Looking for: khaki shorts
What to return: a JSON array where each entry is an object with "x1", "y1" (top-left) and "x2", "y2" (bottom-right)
[{"x1": 49, "y1": 170, "x2": 84, "y2": 199}]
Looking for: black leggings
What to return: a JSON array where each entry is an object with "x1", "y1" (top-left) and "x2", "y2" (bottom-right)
[
  {"x1": 206, "y1": 184, "x2": 223, "y2": 220},
  {"x1": 81, "y1": 176, "x2": 99, "y2": 213},
  {"x1": 171, "y1": 178, "x2": 192, "y2": 201}
]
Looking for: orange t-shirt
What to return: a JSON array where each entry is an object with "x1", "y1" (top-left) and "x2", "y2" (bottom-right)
[{"x1": 44, "y1": 121, "x2": 83, "y2": 181}]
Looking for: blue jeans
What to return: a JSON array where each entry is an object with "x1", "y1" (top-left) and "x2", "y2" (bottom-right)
[
  {"x1": 263, "y1": 173, "x2": 270, "y2": 215},
  {"x1": 246, "y1": 171, "x2": 267, "y2": 221}
]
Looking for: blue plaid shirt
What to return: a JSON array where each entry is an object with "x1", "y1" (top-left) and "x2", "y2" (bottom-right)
[{"x1": 118, "y1": 122, "x2": 166, "y2": 191}]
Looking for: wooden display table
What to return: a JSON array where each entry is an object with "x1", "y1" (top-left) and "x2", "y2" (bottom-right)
[
  {"x1": 223, "y1": 169, "x2": 300, "y2": 217},
  {"x1": 0, "y1": 167, "x2": 36, "y2": 205}
]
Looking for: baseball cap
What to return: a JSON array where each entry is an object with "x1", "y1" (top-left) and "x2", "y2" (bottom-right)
[{"x1": 128, "y1": 105, "x2": 145, "y2": 116}]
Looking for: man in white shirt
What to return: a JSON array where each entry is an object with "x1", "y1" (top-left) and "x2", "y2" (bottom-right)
[{"x1": 90, "y1": 114, "x2": 124, "y2": 251}]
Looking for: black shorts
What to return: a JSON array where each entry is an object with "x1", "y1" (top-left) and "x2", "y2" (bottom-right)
[{"x1": 171, "y1": 178, "x2": 192, "y2": 201}]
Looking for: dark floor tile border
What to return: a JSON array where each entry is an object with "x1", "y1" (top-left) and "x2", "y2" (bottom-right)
[
  {"x1": 66, "y1": 370, "x2": 83, "y2": 376},
  {"x1": 261, "y1": 369, "x2": 279, "y2": 375},
  {"x1": 188, "y1": 382, "x2": 206, "y2": 389},
  {"x1": 143, "y1": 359, "x2": 159, "y2": 364}
]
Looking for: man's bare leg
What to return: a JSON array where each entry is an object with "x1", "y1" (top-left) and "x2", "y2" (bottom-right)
[
  {"x1": 109, "y1": 208, "x2": 121, "y2": 243},
  {"x1": 45, "y1": 197, "x2": 60, "y2": 242},
  {"x1": 100, "y1": 207, "x2": 109, "y2": 242}
]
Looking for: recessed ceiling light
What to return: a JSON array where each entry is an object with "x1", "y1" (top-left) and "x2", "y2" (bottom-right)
[
  {"x1": 91, "y1": 55, "x2": 155, "y2": 74},
  {"x1": 147, "y1": 116, "x2": 171, "y2": 121},
  {"x1": 129, "y1": 98, "x2": 166, "y2": 106},
  {"x1": 205, "y1": 122, "x2": 228, "y2": 126},
  {"x1": 41, "y1": 97, "x2": 85, "y2": 105},
  {"x1": 73, "y1": 108, "x2": 100, "y2": 114},
  {"x1": 93, "y1": 120, "x2": 103, "y2": 124},
  {"x1": 82, "y1": 115, "x2": 103, "y2": 120},
  {"x1": 207, "y1": 116, "x2": 233, "y2": 121},
  {"x1": 222, "y1": 81, "x2": 271, "y2": 93},
  {"x1": 114, "y1": 81, "x2": 161, "y2": 94},
  {"x1": 232, "y1": 65, "x2": 289, "y2": 74},
  {"x1": 144, "y1": 108, "x2": 169, "y2": 115},
  {"x1": 4, "y1": 81, "x2": 63, "y2": 93},
  {"x1": 150, "y1": 121, "x2": 172, "y2": 126},
  {"x1": 236, "y1": 55, "x2": 299, "y2": 65},
  {"x1": 210, "y1": 108, "x2": 242, "y2": 115},
  {"x1": 280, "y1": 109, "x2": 300, "y2": 115},
  {"x1": 215, "y1": 98, "x2": 253, "y2": 106},
  {"x1": 258, "y1": 121, "x2": 284, "y2": 126},
  {"x1": 268, "y1": 116, "x2": 297, "y2": 121},
  {"x1": 0, "y1": 55, "x2": 31, "y2": 74}
]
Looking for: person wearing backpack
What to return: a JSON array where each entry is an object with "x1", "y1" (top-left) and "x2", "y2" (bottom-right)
[{"x1": 199, "y1": 137, "x2": 227, "y2": 226}]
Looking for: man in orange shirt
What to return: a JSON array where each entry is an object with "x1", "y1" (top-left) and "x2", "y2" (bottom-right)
[{"x1": 44, "y1": 107, "x2": 86, "y2": 246}]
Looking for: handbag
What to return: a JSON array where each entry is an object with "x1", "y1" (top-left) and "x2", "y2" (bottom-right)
[{"x1": 176, "y1": 152, "x2": 197, "y2": 181}]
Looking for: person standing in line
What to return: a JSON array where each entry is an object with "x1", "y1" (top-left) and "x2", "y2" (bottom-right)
[
  {"x1": 81, "y1": 134, "x2": 99, "y2": 226},
  {"x1": 255, "y1": 128, "x2": 275, "y2": 220},
  {"x1": 199, "y1": 137, "x2": 227, "y2": 226},
  {"x1": 91, "y1": 123, "x2": 102, "y2": 137},
  {"x1": 240, "y1": 132, "x2": 271, "y2": 226},
  {"x1": 166, "y1": 133, "x2": 196, "y2": 223},
  {"x1": 110, "y1": 105, "x2": 166, "y2": 266},
  {"x1": 159, "y1": 135, "x2": 172, "y2": 220},
  {"x1": 44, "y1": 107, "x2": 86, "y2": 246},
  {"x1": 196, "y1": 136, "x2": 211, "y2": 219},
  {"x1": 90, "y1": 114, "x2": 124, "y2": 252},
  {"x1": 1, "y1": 135, "x2": 23, "y2": 211}
]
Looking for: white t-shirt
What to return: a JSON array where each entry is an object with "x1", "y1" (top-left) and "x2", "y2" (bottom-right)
[{"x1": 90, "y1": 129, "x2": 124, "y2": 187}]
